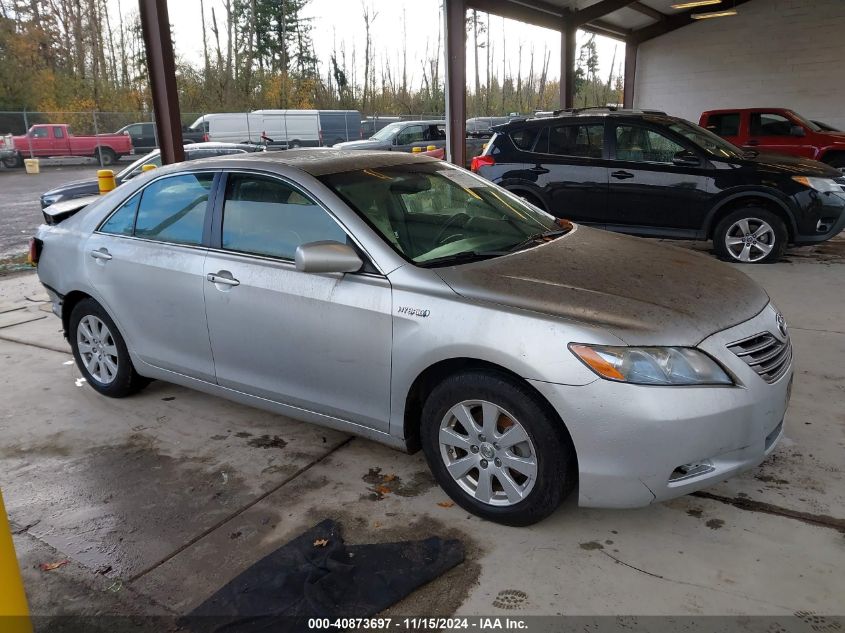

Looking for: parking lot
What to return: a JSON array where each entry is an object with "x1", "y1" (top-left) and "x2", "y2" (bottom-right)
[{"x1": 1, "y1": 193, "x2": 843, "y2": 626}]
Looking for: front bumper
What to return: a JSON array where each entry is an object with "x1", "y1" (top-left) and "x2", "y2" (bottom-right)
[
  {"x1": 530, "y1": 304, "x2": 792, "y2": 508},
  {"x1": 792, "y1": 190, "x2": 845, "y2": 244}
]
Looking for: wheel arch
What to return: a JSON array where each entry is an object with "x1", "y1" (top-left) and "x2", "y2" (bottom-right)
[
  {"x1": 705, "y1": 191, "x2": 797, "y2": 241},
  {"x1": 819, "y1": 148, "x2": 845, "y2": 166},
  {"x1": 502, "y1": 184, "x2": 548, "y2": 211},
  {"x1": 401, "y1": 357, "x2": 576, "y2": 460},
  {"x1": 61, "y1": 290, "x2": 94, "y2": 335}
]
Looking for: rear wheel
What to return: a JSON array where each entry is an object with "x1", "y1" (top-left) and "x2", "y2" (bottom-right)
[
  {"x1": 713, "y1": 207, "x2": 787, "y2": 264},
  {"x1": 512, "y1": 190, "x2": 545, "y2": 211},
  {"x1": 95, "y1": 147, "x2": 116, "y2": 166},
  {"x1": 69, "y1": 298, "x2": 149, "y2": 398},
  {"x1": 825, "y1": 155, "x2": 845, "y2": 173},
  {"x1": 421, "y1": 371, "x2": 576, "y2": 526},
  {"x1": 3, "y1": 153, "x2": 23, "y2": 168}
]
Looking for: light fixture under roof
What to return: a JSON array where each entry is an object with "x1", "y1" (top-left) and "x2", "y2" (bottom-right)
[
  {"x1": 690, "y1": 8, "x2": 737, "y2": 19},
  {"x1": 671, "y1": 0, "x2": 722, "y2": 8}
]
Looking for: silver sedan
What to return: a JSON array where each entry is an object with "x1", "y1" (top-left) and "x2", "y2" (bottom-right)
[{"x1": 33, "y1": 150, "x2": 792, "y2": 525}]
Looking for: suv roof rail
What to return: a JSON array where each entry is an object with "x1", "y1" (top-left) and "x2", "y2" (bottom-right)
[{"x1": 550, "y1": 106, "x2": 668, "y2": 116}]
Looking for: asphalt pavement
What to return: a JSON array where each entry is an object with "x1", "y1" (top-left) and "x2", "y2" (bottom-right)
[{"x1": 0, "y1": 160, "x2": 132, "y2": 260}]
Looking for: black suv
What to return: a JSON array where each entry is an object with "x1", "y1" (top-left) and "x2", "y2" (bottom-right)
[{"x1": 472, "y1": 109, "x2": 845, "y2": 263}]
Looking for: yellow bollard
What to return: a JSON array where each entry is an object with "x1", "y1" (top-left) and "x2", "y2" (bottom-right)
[
  {"x1": 411, "y1": 146, "x2": 422, "y2": 153},
  {"x1": 97, "y1": 169, "x2": 116, "y2": 195},
  {"x1": 426, "y1": 145, "x2": 436, "y2": 151},
  {"x1": 0, "y1": 490, "x2": 32, "y2": 633},
  {"x1": 141, "y1": 164, "x2": 157, "y2": 173}
]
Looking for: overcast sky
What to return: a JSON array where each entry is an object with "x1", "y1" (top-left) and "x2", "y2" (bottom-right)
[{"x1": 154, "y1": 0, "x2": 623, "y2": 87}]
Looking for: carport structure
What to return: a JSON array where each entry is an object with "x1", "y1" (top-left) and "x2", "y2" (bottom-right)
[
  {"x1": 443, "y1": 0, "x2": 752, "y2": 166},
  {"x1": 137, "y1": 0, "x2": 754, "y2": 166}
]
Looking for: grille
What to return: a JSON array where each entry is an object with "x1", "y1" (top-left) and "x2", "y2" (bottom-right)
[{"x1": 727, "y1": 332, "x2": 792, "y2": 384}]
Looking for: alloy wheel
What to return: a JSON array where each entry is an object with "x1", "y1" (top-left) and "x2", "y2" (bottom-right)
[
  {"x1": 724, "y1": 217, "x2": 776, "y2": 263},
  {"x1": 438, "y1": 399, "x2": 538, "y2": 507},
  {"x1": 76, "y1": 315, "x2": 119, "y2": 384}
]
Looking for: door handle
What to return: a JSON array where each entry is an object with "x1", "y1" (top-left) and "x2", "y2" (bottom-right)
[
  {"x1": 206, "y1": 272, "x2": 240, "y2": 287},
  {"x1": 611, "y1": 170, "x2": 635, "y2": 180},
  {"x1": 90, "y1": 248, "x2": 112, "y2": 260},
  {"x1": 529, "y1": 166, "x2": 550, "y2": 174}
]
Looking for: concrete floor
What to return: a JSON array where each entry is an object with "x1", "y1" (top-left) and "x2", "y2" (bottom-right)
[{"x1": 0, "y1": 242, "x2": 843, "y2": 626}]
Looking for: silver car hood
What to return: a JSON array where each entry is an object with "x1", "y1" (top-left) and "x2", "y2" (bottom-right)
[{"x1": 434, "y1": 226, "x2": 769, "y2": 346}]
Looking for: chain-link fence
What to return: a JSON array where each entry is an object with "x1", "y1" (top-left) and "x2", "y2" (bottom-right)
[{"x1": 0, "y1": 109, "x2": 508, "y2": 169}]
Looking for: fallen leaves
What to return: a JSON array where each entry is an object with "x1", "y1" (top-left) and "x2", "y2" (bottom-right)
[
  {"x1": 376, "y1": 484, "x2": 392, "y2": 496},
  {"x1": 437, "y1": 501, "x2": 455, "y2": 508},
  {"x1": 39, "y1": 560, "x2": 69, "y2": 572},
  {"x1": 313, "y1": 538, "x2": 329, "y2": 547}
]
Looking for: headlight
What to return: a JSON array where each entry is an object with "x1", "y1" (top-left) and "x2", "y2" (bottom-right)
[
  {"x1": 41, "y1": 194, "x2": 62, "y2": 206},
  {"x1": 569, "y1": 344, "x2": 733, "y2": 386},
  {"x1": 792, "y1": 176, "x2": 843, "y2": 193}
]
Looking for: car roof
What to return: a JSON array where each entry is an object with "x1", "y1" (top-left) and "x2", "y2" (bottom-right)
[
  {"x1": 183, "y1": 148, "x2": 438, "y2": 177},
  {"x1": 703, "y1": 108, "x2": 792, "y2": 114},
  {"x1": 494, "y1": 110, "x2": 678, "y2": 131}
]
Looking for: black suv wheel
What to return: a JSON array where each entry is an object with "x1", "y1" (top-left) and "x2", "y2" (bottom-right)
[{"x1": 714, "y1": 207, "x2": 787, "y2": 264}]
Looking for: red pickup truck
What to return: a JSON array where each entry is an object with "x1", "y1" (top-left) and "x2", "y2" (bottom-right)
[
  {"x1": 700, "y1": 108, "x2": 845, "y2": 169},
  {"x1": 6, "y1": 124, "x2": 133, "y2": 167}
]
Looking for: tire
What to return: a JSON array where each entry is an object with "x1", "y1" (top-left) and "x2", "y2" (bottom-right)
[
  {"x1": 512, "y1": 190, "x2": 545, "y2": 211},
  {"x1": 69, "y1": 298, "x2": 149, "y2": 398},
  {"x1": 713, "y1": 207, "x2": 787, "y2": 264},
  {"x1": 289, "y1": 140, "x2": 301, "y2": 149},
  {"x1": 420, "y1": 370, "x2": 576, "y2": 526},
  {"x1": 3, "y1": 153, "x2": 23, "y2": 168},
  {"x1": 95, "y1": 147, "x2": 116, "y2": 166},
  {"x1": 825, "y1": 155, "x2": 845, "y2": 173}
]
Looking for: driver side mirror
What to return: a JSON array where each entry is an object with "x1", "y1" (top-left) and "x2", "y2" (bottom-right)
[
  {"x1": 672, "y1": 149, "x2": 701, "y2": 167},
  {"x1": 295, "y1": 241, "x2": 363, "y2": 274},
  {"x1": 790, "y1": 125, "x2": 806, "y2": 137}
]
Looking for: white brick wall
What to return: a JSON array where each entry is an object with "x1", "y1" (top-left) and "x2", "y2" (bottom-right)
[{"x1": 634, "y1": 0, "x2": 845, "y2": 130}]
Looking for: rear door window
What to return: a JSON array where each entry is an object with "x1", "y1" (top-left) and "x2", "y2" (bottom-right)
[
  {"x1": 546, "y1": 124, "x2": 604, "y2": 158},
  {"x1": 134, "y1": 173, "x2": 214, "y2": 245},
  {"x1": 706, "y1": 113, "x2": 740, "y2": 136}
]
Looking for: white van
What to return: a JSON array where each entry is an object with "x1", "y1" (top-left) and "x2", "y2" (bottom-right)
[
  {"x1": 189, "y1": 110, "x2": 321, "y2": 148},
  {"x1": 251, "y1": 110, "x2": 321, "y2": 148}
]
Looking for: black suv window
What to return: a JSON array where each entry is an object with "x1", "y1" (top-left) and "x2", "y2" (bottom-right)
[
  {"x1": 615, "y1": 125, "x2": 684, "y2": 163},
  {"x1": 510, "y1": 128, "x2": 539, "y2": 151},
  {"x1": 707, "y1": 113, "x2": 740, "y2": 136},
  {"x1": 543, "y1": 123, "x2": 603, "y2": 158}
]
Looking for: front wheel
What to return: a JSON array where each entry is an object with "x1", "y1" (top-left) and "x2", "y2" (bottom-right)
[
  {"x1": 421, "y1": 371, "x2": 576, "y2": 526},
  {"x1": 69, "y1": 298, "x2": 149, "y2": 397},
  {"x1": 713, "y1": 207, "x2": 787, "y2": 264}
]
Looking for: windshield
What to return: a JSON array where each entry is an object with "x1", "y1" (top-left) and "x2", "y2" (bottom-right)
[
  {"x1": 320, "y1": 163, "x2": 563, "y2": 266},
  {"x1": 117, "y1": 151, "x2": 161, "y2": 179},
  {"x1": 370, "y1": 122, "x2": 405, "y2": 141},
  {"x1": 786, "y1": 110, "x2": 821, "y2": 132},
  {"x1": 667, "y1": 120, "x2": 745, "y2": 159}
]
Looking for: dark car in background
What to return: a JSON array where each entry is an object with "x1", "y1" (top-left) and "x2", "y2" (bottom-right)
[
  {"x1": 40, "y1": 142, "x2": 262, "y2": 208},
  {"x1": 466, "y1": 116, "x2": 513, "y2": 138},
  {"x1": 472, "y1": 109, "x2": 845, "y2": 263},
  {"x1": 334, "y1": 120, "x2": 447, "y2": 151},
  {"x1": 317, "y1": 110, "x2": 362, "y2": 146},
  {"x1": 115, "y1": 122, "x2": 207, "y2": 154}
]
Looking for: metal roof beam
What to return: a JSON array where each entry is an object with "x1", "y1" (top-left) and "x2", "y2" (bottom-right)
[
  {"x1": 573, "y1": 0, "x2": 636, "y2": 26},
  {"x1": 631, "y1": 0, "x2": 754, "y2": 43}
]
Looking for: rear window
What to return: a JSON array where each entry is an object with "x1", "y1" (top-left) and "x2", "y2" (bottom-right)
[
  {"x1": 509, "y1": 128, "x2": 539, "y2": 151},
  {"x1": 706, "y1": 113, "x2": 740, "y2": 136}
]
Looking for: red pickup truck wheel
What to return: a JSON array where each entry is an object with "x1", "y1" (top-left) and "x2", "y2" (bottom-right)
[{"x1": 95, "y1": 147, "x2": 116, "y2": 166}]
